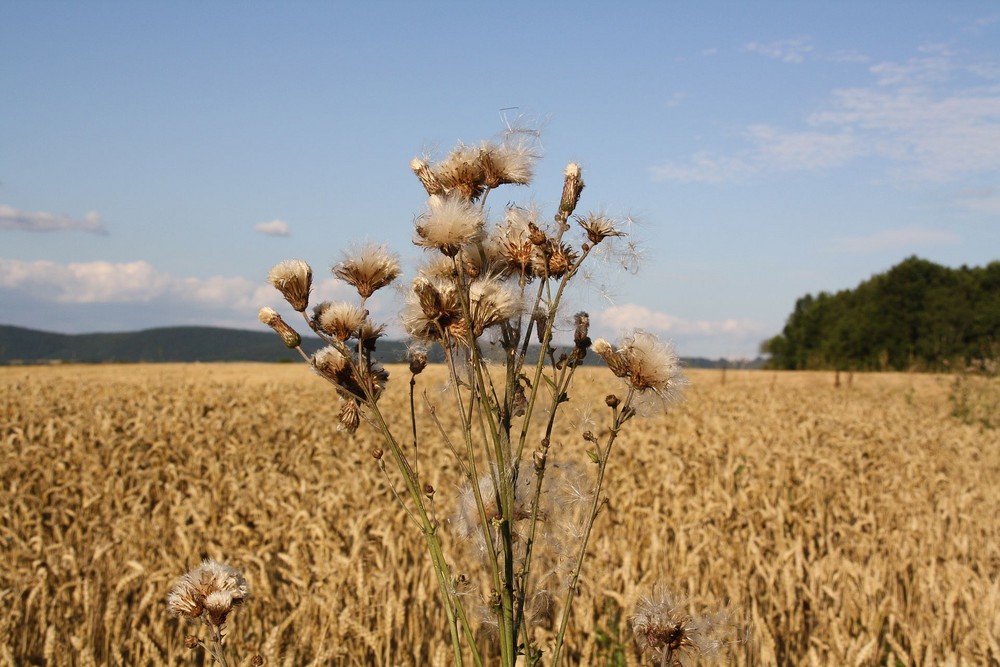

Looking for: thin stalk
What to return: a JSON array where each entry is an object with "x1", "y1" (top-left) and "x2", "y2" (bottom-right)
[
  {"x1": 549, "y1": 388, "x2": 635, "y2": 666},
  {"x1": 512, "y1": 360, "x2": 579, "y2": 647}
]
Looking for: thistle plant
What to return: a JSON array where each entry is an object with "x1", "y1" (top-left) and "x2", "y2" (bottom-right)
[{"x1": 261, "y1": 133, "x2": 687, "y2": 666}]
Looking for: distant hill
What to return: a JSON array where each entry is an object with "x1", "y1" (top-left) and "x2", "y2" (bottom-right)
[{"x1": 0, "y1": 324, "x2": 753, "y2": 368}]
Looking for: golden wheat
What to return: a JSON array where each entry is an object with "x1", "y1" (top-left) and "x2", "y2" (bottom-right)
[{"x1": 1, "y1": 364, "x2": 997, "y2": 665}]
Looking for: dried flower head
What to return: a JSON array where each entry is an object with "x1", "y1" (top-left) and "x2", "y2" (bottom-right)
[
  {"x1": 631, "y1": 588, "x2": 733, "y2": 666},
  {"x1": 267, "y1": 259, "x2": 312, "y2": 312},
  {"x1": 533, "y1": 240, "x2": 579, "y2": 279},
  {"x1": 495, "y1": 206, "x2": 543, "y2": 280},
  {"x1": 479, "y1": 140, "x2": 536, "y2": 188},
  {"x1": 576, "y1": 213, "x2": 625, "y2": 245},
  {"x1": 402, "y1": 276, "x2": 463, "y2": 342},
  {"x1": 167, "y1": 560, "x2": 249, "y2": 628},
  {"x1": 467, "y1": 276, "x2": 521, "y2": 337},
  {"x1": 311, "y1": 345, "x2": 351, "y2": 385},
  {"x1": 313, "y1": 301, "x2": 368, "y2": 341},
  {"x1": 332, "y1": 243, "x2": 401, "y2": 298},
  {"x1": 414, "y1": 195, "x2": 485, "y2": 257},
  {"x1": 258, "y1": 307, "x2": 301, "y2": 349},
  {"x1": 593, "y1": 332, "x2": 686, "y2": 409},
  {"x1": 338, "y1": 399, "x2": 362, "y2": 433},
  {"x1": 431, "y1": 143, "x2": 486, "y2": 201},
  {"x1": 357, "y1": 320, "x2": 386, "y2": 352},
  {"x1": 619, "y1": 331, "x2": 686, "y2": 397}
]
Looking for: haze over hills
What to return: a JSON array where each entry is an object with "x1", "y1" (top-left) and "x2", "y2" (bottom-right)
[{"x1": 0, "y1": 325, "x2": 747, "y2": 368}]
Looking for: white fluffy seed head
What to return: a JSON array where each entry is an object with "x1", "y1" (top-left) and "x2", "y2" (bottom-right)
[{"x1": 414, "y1": 195, "x2": 485, "y2": 256}]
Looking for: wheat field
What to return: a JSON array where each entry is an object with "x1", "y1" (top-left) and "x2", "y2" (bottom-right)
[{"x1": 1, "y1": 363, "x2": 997, "y2": 666}]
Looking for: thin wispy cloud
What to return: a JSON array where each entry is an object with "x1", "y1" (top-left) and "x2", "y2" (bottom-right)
[
  {"x1": 0, "y1": 204, "x2": 108, "y2": 234},
  {"x1": 652, "y1": 42, "x2": 1000, "y2": 185},
  {"x1": 835, "y1": 227, "x2": 960, "y2": 253},
  {"x1": 955, "y1": 185, "x2": 1000, "y2": 213},
  {"x1": 254, "y1": 219, "x2": 290, "y2": 237},
  {"x1": 745, "y1": 38, "x2": 814, "y2": 64}
]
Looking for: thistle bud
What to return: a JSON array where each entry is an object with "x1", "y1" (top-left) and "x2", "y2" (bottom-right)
[
  {"x1": 573, "y1": 312, "x2": 591, "y2": 349},
  {"x1": 533, "y1": 449, "x2": 547, "y2": 471},
  {"x1": 527, "y1": 221, "x2": 547, "y2": 246},
  {"x1": 371, "y1": 447, "x2": 384, "y2": 460},
  {"x1": 605, "y1": 394, "x2": 620, "y2": 408},
  {"x1": 423, "y1": 483, "x2": 435, "y2": 498},
  {"x1": 534, "y1": 308, "x2": 548, "y2": 344},
  {"x1": 184, "y1": 636, "x2": 200, "y2": 650},
  {"x1": 557, "y1": 162, "x2": 585, "y2": 221},
  {"x1": 258, "y1": 307, "x2": 302, "y2": 349}
]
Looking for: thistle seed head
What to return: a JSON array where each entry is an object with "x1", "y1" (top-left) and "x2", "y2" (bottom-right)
[
  {"x1": 414, "y1": 195, "x2": 485, "y2": 257},
  {"x1": 311, "y1": 346, "x2": 351, "y2": 384},
  {"x1": 479, "y1": 139, "x2": 536, "y2": 188},
  {"x1": 576, "y1": 213, "x2": 625, "y2": 245},
  {"x1": 630, "y1": 588, "x2": 733, "y2": 666},
  {"x1": 332, "y1": 243, "x2": 401, "y2": 298},
  {"x1": 532, "y1": 240, "x2": 578, "y2": 279},
  {"x1": 618, "y1": 331, "x2": 687, "y2": 400},
  {"x1": 403, "y1": 276, "x2": 462, "y2": 342},
  {"x1": 167, "y1": 560, "x2": 248, "y2": 627},
  {"x1": 267, "y1": 259, "x2": 312, "y2": 312},
  {"x1": 313, "y1": 301, "x2": 368, "y2": 341},
  {"x1": 467, "y1": 276, "x2": 522, "y2": 337},
  {"x1": 430, "y1": 143, "x2": 486, "y2": 201}
]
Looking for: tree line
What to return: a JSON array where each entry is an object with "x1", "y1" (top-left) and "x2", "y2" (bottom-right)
[{"x1": 762, "y1": 256, "x2": 1000, "y2": 371}]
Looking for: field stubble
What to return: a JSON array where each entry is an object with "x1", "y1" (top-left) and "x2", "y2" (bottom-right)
[{"x1": 1, "y1": 364, "x2": 997, "y2": 665}]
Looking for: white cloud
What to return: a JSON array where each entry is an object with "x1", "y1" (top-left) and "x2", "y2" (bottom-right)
[
  {"x1": 0, "y1": 204, "x2": 108, "y2": 234},
  {"x1": 745, "y1": 38, "x2": 814, "y2": 64},
  {"x1": 596, "y1": 303, "x2": 765, "y2": 337},
  {"x1": 652, "y1": 42, "x2": 1000, "y2": 185},
  {"x1": 835, "y1": 227, "x2": 960, "y2": 253},
  {"x1": 593, "y1": 304, "x2": 770, "y2": 359},
  {"x1": 254, "y1": 219, "x2": 290, "y2": 236},
  {"x1": 0, "y1": 258, "x2": 260, "y2": 306}
]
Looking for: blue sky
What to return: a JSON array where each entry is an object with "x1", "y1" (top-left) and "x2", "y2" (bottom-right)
[{"x1": 2, "y1": 2, "x2": 999, "y2": 359}]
